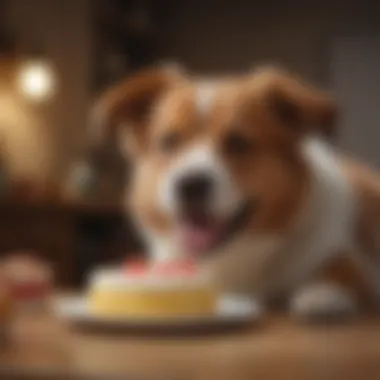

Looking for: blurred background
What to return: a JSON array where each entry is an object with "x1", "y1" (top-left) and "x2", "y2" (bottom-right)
[{"x1": 0, "y1": 0, "x2": 379, "y2": 288}]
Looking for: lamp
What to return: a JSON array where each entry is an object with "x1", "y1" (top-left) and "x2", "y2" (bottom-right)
[
  {"x1": 17, "y1": 57, "x2": 56, "y2": 102},
  {"x1": 0, "y1": 1, "x2": 56, "y2": 103}
]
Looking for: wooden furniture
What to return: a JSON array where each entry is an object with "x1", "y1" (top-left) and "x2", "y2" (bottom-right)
[
  {"x1": 1, "y1": 307, "x2": 380, "y2": 380},
  {"x1": 92, "y1": 0, "x2": 156, "y2": 93},
  {"x1": 0, "y1": 201, "x2": 141, "y2": 288}
]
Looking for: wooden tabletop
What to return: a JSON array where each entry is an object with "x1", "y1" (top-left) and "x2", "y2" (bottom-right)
[{"x1": 2, "y1": 309, "x2": 380, "y2": 380}]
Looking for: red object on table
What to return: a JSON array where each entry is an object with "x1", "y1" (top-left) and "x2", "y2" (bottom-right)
[
  {"x1": 0, "y1": 251, "x2": 52, "y2": 302},
  {"x1": 124, "y1": 257, "x2": 197, "y2": 277},
  {"x1": 125, "y1": 259, "x2": 147, "y2": 276}
]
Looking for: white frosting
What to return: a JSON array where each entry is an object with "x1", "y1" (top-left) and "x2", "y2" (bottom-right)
[{"x1": 88, "y1": 266, "x2": 213, "y2": 291}]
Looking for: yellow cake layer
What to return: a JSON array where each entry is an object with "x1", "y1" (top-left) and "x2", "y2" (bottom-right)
[{"x1": 89, "y1": 287, "x2": 217, "y2": 317}]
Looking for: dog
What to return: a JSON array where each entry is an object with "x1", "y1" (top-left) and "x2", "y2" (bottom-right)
[{"x1": 93, "y1": 65, "x2": 380, "y2": 319}]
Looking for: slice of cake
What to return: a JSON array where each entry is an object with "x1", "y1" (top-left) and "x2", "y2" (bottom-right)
[{"x1": 88, "y1": 260, "x2": 217, "y2": 318}]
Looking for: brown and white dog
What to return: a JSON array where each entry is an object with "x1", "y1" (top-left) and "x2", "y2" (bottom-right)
[{"x1": 94, "y1": 65, "x2": 380, "y2": 319}]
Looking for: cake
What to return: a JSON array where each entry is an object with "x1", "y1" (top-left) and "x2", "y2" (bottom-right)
[
  {"x1": 1, "y1": 252, "x2": 52, "y2": 305},
  {"x1": 88, "y1": 260, "x2": 217, "y2": 318}
]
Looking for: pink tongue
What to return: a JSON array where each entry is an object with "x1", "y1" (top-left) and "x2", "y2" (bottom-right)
[{"x1": 180, "y1": 223, "x2": 222, "y2": 253}]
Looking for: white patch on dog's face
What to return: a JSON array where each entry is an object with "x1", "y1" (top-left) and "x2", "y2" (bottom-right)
[
  {"x1": 196, "y1": 82, "x2": 217, "y2": 117},
  {"x1": 159, "y1": 143, "x2": 243, "y2": 220}
]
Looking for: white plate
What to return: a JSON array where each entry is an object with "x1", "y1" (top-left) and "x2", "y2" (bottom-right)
[{"x1": 54, "y1": 294, "x2": 262, "y2": 332}]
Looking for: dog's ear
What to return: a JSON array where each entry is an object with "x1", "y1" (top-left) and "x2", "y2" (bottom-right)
[
  {"x1": 252, "y1": 67, "x2": 338, "y2": 138},
  {"x1": 92, "y1": 65, "x2": 184, "y2": 156}
]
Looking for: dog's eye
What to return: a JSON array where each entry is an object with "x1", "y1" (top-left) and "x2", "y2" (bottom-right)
[
  {"x1": 223, "y1": 132, "x2": 252, "y2": 156},
  {"x1": 158, "y1": 131, "x2": 181, "y2": 153}
]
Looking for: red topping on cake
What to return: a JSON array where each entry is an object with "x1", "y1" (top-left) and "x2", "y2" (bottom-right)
[
  {"x1": 124, "y1": 258, "x2": 197, "y2": 277},
  {"x1": 125, "y1": 260, "x2": 148, "y2": 276},
  {"x1": 152, "y1": 260, "x2": 197, "y2": 276}
]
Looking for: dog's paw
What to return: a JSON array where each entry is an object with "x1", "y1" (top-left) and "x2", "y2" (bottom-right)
[
  {"x1": 290, "y1": 282, "x2": 357, "y2": 322},
  {"x1": 219, "y1": 295, "x2": 265, "y2": 319}
]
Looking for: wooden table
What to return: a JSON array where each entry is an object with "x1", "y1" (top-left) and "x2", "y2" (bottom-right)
[{"x1": 2, "y1": 309, "x2": 380, "y2": 380}]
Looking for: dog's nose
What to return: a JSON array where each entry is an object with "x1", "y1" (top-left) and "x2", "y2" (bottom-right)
[{"x1": 176, "y1": 173, "x2": 214, "y2": 204}]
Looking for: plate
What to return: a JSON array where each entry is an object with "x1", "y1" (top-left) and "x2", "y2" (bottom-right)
[{"x1": 54, "y1": 294, "x2": 262, "y2": 333}]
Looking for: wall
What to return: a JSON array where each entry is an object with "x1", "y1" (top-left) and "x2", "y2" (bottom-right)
[
  {"x1": 332, "y1": 36, "x2": 380, "y2": 167},
  {"x1": 156, "y1": 0, "x2": 380, "y2": 84},
  {"x1": 2, "y1": 0, "x2": 92, "y2": 185}
]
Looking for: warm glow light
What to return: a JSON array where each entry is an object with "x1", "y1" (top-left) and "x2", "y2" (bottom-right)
[{"x1": 17, "y1": 60, "x2": 55, "y2": 101}]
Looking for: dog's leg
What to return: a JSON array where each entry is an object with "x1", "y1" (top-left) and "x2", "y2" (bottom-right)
[
  {"x1": 340, "y1": 156, "x2": 380, "y2": 306},
  {"x1": 318, "y1": 154, "x2": 380, "y2": 312},
  {"x1": 290, "y1": 281, "x2": 357, "y2": 321},
  {"x1": 289, "y1": 250, "x2": 379, "y2": 320}
]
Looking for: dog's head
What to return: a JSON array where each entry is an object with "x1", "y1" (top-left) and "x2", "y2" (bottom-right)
[{"x1": 94, "y1": 66, "x2": 337, "y2": 256}]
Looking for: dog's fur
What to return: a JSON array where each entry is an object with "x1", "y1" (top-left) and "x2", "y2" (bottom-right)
[{"x1": 94, "y1": 66, "x2": 380, "y2": 318}]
